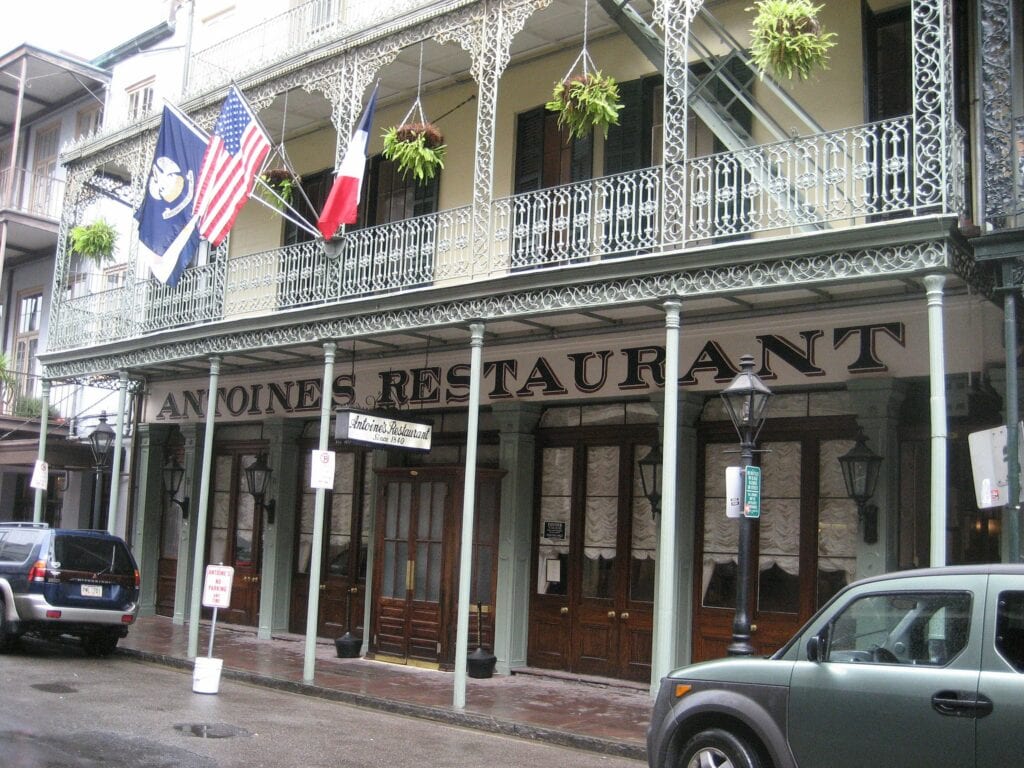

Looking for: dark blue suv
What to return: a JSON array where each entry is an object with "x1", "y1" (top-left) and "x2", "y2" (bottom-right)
[{"x1": 0, "y1": 523, "x2": 140, "y2": 656}]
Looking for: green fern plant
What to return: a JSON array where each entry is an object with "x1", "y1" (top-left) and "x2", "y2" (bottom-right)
[
  {"x1": 259, "y1": 168, "x2": 298, "y2": 209},
  {"x1": 381, "y1": 123, "x2": 447, "y2": 184},
  {"x1": 69, "y1": 219, "x2": 118, "y2": 265},
  {"x1": 748, "y1": 0, "x2": 837, "y2": 80},
  {"x1": 545, "y1": 71, "x2": 623, "y2": 141}
]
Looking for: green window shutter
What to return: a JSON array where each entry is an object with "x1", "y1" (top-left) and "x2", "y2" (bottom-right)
[
  {"x1": 515, "y1": 107, "x2": 546, "y2": 193},
  {"x1": 604, "y1": 77, "x2": 644, "y2": 175}
]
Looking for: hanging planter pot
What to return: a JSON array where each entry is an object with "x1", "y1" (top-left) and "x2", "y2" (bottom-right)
[
  {"x1": 546, "y1": 70, "x2": 623, "y2": 141},
  {"x1": 544, "y1": 2, "x2": 622, "y2": 141},
  {"x1": 69, "y1": 218, "x2": 118, "y2": 266},
  {"x1": 747, "y1": 0, "x2": 837, "y2": 81},
  {"x1": 381, "y1": 122, "x2": 447, "y2": 184},
  {"x1": 258, "y1": 167, "x2": 298, "y2": 209}
]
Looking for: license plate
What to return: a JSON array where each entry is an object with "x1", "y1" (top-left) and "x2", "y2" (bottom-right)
[{"x1": 81, "y1": 584, "x2": 103, "y2": 598}]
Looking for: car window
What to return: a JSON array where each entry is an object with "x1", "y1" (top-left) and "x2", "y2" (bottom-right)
[
  {"x1": 53, "y1": 536, "x2": 135, "y2": 576},
  {"x1": 0, "y1": 530, "x2": 41, "y2": 563},
  {"x1": 826, "y1": 591, "x2": 971, "y2": 665},
  {"x1": 995, "y1": 591, "x2": 1024, "y2": 673}
]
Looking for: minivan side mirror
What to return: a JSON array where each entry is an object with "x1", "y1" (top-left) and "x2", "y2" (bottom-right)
[{"x1": 806, "y1": 626, "x2": 829, "y2": 662}]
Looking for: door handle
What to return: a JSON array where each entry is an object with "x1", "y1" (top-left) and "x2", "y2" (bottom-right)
[
  {"x1": 406, "y1": 560, "x2": 415, "y2": 592},
  {"x1": 931, "y1": 690, "x2": 994, "y2": 718},
  {"x1": 560, "y1": 606, "x2": 569, "y2": 615},
  {"x1": 608, "y1": 611, "x2": 617, "y2": 619},
  {"x1": 621, "y1": 612, "x2": 629, "y2": 620},
  {"x1": 750, "y1": 624, "x2": 757, "y2": 633}
]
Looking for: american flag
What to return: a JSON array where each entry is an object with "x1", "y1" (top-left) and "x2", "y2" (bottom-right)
[{"x1": 193, "y1": 86, "x2": 271, "y2": 246}]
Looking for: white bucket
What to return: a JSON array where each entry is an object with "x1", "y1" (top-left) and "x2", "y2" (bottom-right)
[{"x1": 192, "y1": 656, "x2": 223, "y2": 694}]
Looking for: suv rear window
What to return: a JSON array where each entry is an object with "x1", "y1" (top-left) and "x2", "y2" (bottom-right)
[
  {"x1": 0, "y1": 530, "x2": 41, "y2": 563},
  {"x1": 54, "y1": 535, "x2": 135, "y2": 576}
]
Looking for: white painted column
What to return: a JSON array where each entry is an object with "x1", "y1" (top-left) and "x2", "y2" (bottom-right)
[
  {"x1": 454, "y1": 322, "x2": 484, "y2": 709},
  {"x1": 188, "y1": 356, "x2": 220, "y2": 659},
  {"x1": 653, "y1": 300, "x2": 681, "y2": 692},
  {"x1": 32, "y1": 379, "x2": 50, "y2": 523},
  {"x1": 304, "y1": 342, "x2": 337, "y2": 681},
  {"x1": 924, "y1": 275, "x2": 948, "y2": 566},
  {"x1": 107, "y1": 371, "x2": 129, "y2": 535}
]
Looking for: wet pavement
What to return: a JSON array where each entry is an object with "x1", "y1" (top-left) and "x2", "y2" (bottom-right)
[{"x1": 120, "y1": 615, "x2": 651, "y2": 761}]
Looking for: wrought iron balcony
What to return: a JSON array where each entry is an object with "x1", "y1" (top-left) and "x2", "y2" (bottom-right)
[
  {"x1": 47, "y1": 115, "x2": 964, "y2": 354},
  {"x1": 185, "y1": 0, "x2": 446, "y2": 97},
  {"x1": 0, "y1": 168, "x2": 65, "y2": 220}
]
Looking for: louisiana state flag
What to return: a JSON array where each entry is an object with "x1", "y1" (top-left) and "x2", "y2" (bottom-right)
[{"x1": 135, "y1": 104, "x2": 209, "y2": 287}]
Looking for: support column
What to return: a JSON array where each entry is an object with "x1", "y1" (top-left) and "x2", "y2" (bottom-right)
[
  {"x1": 847, "y1": 379, "x2": 909, "y2": 576},
  {"x1": 107, "y1": 370, "x2": 130, "y2": 536},
  {"x1": 653, "y1": 300, "x2": 681, "y2": 685},
  {"x1": 454, "y1": 322, "x2": 484, "y2": 710},
  {"x1": 303, "y1": 342, "x2": 336, "y2": 680},
  {"x1": 924, "y1": 275, "x2": 948, "y2": 566},
  {"x1": 32, "y1": 379, "x2": 51, "y2": 523},
  {"x1": 491, "y1": 402, "x2": 541, "y2": 675},
  {"x1": 360, "y1": 448, "x2": 390, "y2": 658},
  {"x1": 260, "y1": 417, "x2": 303, "y2": 640},
  {"x1": 188, "y1": 356, "x2": 220, "y2": 659},
  {"x1": 670, "y1": 391, "x2": 704, "y2": 671},
  {"x1": 132, "y1": 423, "x2": 174, "y2": 616}
]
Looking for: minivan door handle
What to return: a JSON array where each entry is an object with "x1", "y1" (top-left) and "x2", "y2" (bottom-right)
[{"x1": 931, "y1": 690, "x2": 993, "y2": 718}]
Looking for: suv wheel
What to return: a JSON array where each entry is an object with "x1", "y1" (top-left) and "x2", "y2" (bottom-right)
[
  {"x1": 0, "y1": 595, "x2": 16, "y2": 653},
  {"x1": 81, "y1": 632, "x2": 119, "y2": 657},
  {"x1": 679, "y1": 728, "x2": 763, "y2": 768}
]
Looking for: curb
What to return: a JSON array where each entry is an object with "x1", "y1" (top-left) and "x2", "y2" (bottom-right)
[{"x1": 118, "y1": 647, "x2": 647, "y2": 762}]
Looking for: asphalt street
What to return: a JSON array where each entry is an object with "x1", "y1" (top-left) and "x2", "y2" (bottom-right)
[{"x1": 0, "y1": 638, "x2": 642, "y2": 768}]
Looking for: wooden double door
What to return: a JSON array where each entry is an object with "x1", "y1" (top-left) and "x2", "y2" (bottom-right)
[
  {"x1": 527, "y1": 429, "x2": 656, "y2": 682},
  {"x1": 370, "y1": 467, "x2": 502, "y2": 669},
  {"x1": 693, "y1": 419, "x2": 860, "y2": 661}
]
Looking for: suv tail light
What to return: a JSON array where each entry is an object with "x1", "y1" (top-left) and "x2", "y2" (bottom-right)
[
  {"x1": 134, "y1": 568, "x2": 140, "y2": 589},
  {"x1": 27, "y1": 560, "x2": 52, "y2": 583}
]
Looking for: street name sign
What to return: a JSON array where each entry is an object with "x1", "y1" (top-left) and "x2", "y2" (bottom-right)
[{"x1": 744, "y1": 465, "x2": 761, "y2": 518}]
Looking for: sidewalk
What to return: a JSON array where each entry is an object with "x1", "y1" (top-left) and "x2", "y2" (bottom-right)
[{"x1": 119, "y1": 615, "x2": 650, "y2": 761}]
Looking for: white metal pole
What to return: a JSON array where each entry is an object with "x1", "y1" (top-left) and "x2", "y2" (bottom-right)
[
  {"x1": 188, "y1": 356, "x2": 220, "y2": 658},
  {"x1": 453, "y1": 322, "x2": 484, "y2": 710},
  {"x1": 304, "y1": 342, "x2": 336, "y2": 681}
]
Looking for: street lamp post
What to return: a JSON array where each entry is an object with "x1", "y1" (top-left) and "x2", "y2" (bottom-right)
[
  {"x1": 88, "y1": 413, "x2": 115, "y2": 530},
  {"x1": 720, "y1": 354, "x2": 773, "y2": 657},
  {"x1": 838, "y1": 433, "x2": 883, "y2": 544}
]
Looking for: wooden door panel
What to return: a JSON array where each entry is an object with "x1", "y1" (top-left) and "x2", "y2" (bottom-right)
[
  {"x1": 375, "y1": 597, "x2": 409, "y2": 658},
  {"x1": 575, "y1": 610, "x2": 617, "y2": 674},
  {"x1": 408, "y1": 602, "x2": 441, "y2": 663},
  {"x1": 155, "y1": 558, "x2": 176, "y2": 617},
  {"x1": 620, "y1": 611, "x2": 653, "y2": 682},
  {"x1": 527, "y1": 603, "x2": 569, "y2": 669}
]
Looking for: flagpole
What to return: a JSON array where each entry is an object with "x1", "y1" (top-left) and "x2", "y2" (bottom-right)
[{"x1": 249, "y1": 182, "x2": 321, "y2": 239}]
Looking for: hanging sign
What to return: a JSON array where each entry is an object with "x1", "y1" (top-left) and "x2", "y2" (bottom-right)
[
  {"x1": 334, "y1": 408, "x2": 432, "y2": 452},
  {"x1": 725, "y1": 466, "x2": 742, "y2": 518}
]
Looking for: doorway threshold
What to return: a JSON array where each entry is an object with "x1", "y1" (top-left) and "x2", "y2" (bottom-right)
[
  {"x1": 511, "y1": 667, "x2": 648, "y2": 691},
  {"x1": 372, "y1": 653, "x2": 441, "y2": 671}
]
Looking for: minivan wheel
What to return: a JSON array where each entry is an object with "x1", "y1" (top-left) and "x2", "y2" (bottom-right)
[
  {"x1": 679, "y1": 728, "x2": 763, "y2": 768},
  {"x1": 82, "y1": 632, "x2": 119, "y2": 657}
]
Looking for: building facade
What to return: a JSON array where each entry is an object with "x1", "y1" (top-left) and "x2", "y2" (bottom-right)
[{"x1": 38, "y1": 0, "x2": 1024, "y2": 690}]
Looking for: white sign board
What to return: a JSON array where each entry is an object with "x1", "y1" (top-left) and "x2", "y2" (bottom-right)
[
  {"x1": 202, "y1": 565, "x2": 234, "y2": 609},
  {"x1": 335, "y1": 409, "x2": 432, "y2": 452},
  {"x1": 968, "y1": 424, "x2": 1024, "y2": 509},
  {"x1": 30, "y1": 460, "x2": 49, "y2": 491},
  {"x1": 725, "y1": 466, "x2": 743, "y2": 518},
  {"x1": 310, "y1": 449, "x2": 336, "y2": 489}
]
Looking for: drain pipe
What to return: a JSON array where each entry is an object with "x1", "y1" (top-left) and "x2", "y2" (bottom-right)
[{"x1": 924, "y1": 275, "x2": 948, "y2": 566}]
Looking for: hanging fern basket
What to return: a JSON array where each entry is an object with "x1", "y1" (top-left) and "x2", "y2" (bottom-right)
[
  {"x1": 259, "y1": 167, "x2": 299, "y2": 208},
  {"x1": 546, "y1": 71, "x2": 623, "y2": 141},
  {"x1": 748, "y1": 0, "x2": 837, "y2": 80},
  {"x1": 382, "y1": 122, "x2": 447, "y2": 184},
  {"x1": 69, "y1": 219, "x2": 118, "y2": 265}
]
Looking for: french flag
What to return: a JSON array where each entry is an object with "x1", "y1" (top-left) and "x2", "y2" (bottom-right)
[{"x1": 317, "y1": 84, "x2": 379, "y2": 239}]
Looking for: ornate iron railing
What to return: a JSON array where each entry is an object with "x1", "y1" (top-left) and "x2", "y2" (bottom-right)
[
  {"x1": 0, "y1": 168, "x2": 65, "y2": 219},
  {"x1": 47, "y1": 118, "x2": 964, "y2": 353},
  {"x1": 186, "y1": 0, "x2": 439, "y2": 96},
  {"x1": 1015, "y1": 115, "x2": 1024, "y2": 217}
]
